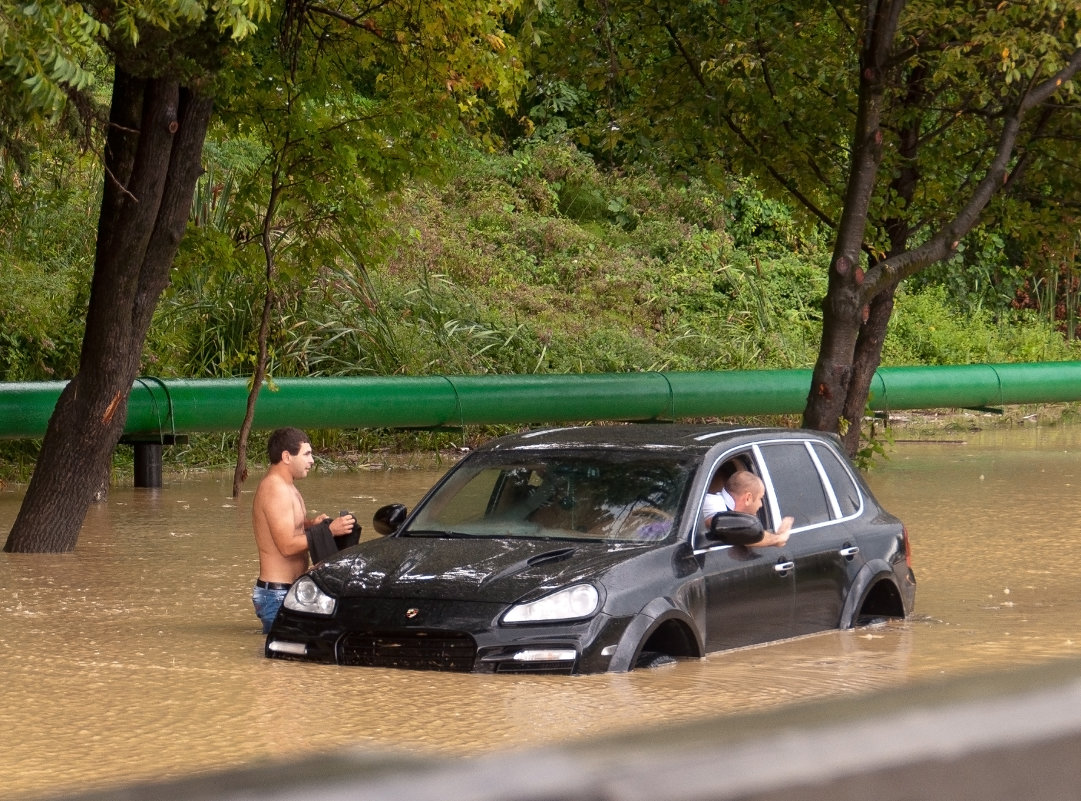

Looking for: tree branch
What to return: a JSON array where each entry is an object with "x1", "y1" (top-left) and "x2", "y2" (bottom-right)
[{"x1": 863, "y1": 46, "x2": 1081, "y2": 298}]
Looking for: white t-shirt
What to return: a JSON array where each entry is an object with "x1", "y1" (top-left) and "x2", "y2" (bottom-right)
[{"x1": 701, "y1": 487, "x2": 735, "y2": 522}]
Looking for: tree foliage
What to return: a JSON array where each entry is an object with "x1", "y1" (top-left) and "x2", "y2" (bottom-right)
[
  {"x1": 527, "y1": 0, "x2": 1081, "y2": 452},
  {"x1": 2, "y1": 0, "x2": 530, "y2": 552}
]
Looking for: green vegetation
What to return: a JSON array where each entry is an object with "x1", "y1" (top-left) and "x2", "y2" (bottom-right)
[
  {"x1": 2, "y1": 138, "x2": 1079, "y2": 482},
  {"x1": 151, "y1": 139, "x2": 1080, "y2": 384},
  {"x1": 166, "y1": 139, "x2": 1081, "y2": 376}
]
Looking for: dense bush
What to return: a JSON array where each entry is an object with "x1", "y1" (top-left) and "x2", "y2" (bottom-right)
[
  {"x1": 0, "y1": 145, "x2": 96, "y2": 382},
  {"x1": 6, "y1": 136, "x2": 1078, "y2": 390},
  {"x1": 884, "y1": 284, "x2": 1075, "y2": 365}
]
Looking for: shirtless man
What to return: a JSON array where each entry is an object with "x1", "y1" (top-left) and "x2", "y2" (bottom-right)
[{"x1": 251, "y1": 427, "x2": 356, "y2": 633}]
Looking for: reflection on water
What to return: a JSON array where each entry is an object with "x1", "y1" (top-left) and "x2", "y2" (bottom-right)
[{"x1": 3, "y1": 424, "x2": 1081, "y2": 800}]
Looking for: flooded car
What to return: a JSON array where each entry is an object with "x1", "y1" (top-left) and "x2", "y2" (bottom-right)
[{"x1": 265, "y1": 424, "x2": 916, "y2": 674}]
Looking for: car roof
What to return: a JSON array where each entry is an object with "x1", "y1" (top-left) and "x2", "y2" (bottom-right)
[{"x1": 477, "y1": 423, "x2": 835, "y2": 456}]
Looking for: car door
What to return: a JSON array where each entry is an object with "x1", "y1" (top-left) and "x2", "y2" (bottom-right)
[
  {"x1": 697, "y1": 450, "x2": 797, "y2": 651},
  {"x1": 699, "y1": 544, "x2": 797, "y2": 650},
  {"x1": 756, "y1": 441, "x2": 862, "y2": 635}
]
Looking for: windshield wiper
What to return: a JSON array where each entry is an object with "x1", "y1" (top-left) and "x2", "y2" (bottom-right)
[{"x1": 401, "y1": 529, "x2": 471, "y2": 538}]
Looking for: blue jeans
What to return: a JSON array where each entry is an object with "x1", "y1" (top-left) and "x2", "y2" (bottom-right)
[{"x1": 253, "y1": 584, "x2": 290, "y2": 634}]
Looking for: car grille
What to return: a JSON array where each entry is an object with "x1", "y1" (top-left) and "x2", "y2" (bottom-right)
[{"x1": 338, "y1": 630, "x2": 477, "y2": 671}]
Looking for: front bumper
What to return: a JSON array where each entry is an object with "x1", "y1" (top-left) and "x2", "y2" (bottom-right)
[{"x1": 265, "y1": 596, "x2": 633, "y2": 674}]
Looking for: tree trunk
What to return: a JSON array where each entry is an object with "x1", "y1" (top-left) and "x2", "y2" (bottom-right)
[
  {"x1": 801, "y1": 1, "x2": 899, "y2": 449},
  {"x1": 232, "y1": 288, "x2": 274, "y2": 498},
  {"x1": 4, "y1": 68, "x2": 213, "y2": 553},
  {"x1": 838, "y1": 283, "x2": 897, "y2": 455},
  {"x1": 802, "y1": 278, "x2": 864, "y2": 435},
  {"x1": 831, "y1": 58, "x2": 919, "y2": 454},
  {"x1": 231, "y1": 175, "x2": 283, "y2": 498}
]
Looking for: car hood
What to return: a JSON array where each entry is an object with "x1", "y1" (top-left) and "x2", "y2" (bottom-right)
[{"x1": 311, "y1": 536, "x2": 659, "y2": 604}]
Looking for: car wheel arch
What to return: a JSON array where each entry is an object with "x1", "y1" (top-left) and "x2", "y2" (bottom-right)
[
  {"x1": 607, "y1": 598, "x2": 703, "y2": 672},
  {"x1": 839, "y1": 560, "x2": 907, "y2": 629}
]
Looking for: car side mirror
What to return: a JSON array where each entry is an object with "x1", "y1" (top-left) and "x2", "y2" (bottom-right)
[
  {"x1": 706, "y1": 511, "x2": 764, "y2": 546},
  {"x1": 373, "y1": 503, "x2": 408, "y2": 536}
]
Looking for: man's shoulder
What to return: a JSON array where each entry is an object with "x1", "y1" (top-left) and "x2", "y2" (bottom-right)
[{"x1": 254, "y1": 469, "x2": 292, "y2": 501}]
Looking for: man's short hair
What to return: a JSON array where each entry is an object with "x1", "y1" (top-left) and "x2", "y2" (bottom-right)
[
  {"x1": 267, "y1": 427, "x2": 310, "y2": 464},
  {"x1": 725, "y1": 470, "x2": 763, "y2": 496}
]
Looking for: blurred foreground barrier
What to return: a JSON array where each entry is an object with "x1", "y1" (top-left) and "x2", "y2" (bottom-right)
[{"x1": 46, "y1": 657, "x2": 1081, "y2": 801}]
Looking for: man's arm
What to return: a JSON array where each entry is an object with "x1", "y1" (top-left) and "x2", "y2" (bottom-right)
[{"x1": 754, "y1": 516, "x2": 794, "y2": 548}]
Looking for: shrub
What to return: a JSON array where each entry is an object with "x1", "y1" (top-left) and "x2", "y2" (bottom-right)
[{"x1": 884, "y1": 285, "x2": 1079, "y2": 365}]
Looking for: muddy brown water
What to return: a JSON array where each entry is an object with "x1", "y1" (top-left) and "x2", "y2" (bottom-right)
[{"x1": 2, "y1": 423, "x2": 1081, "y2": 800}]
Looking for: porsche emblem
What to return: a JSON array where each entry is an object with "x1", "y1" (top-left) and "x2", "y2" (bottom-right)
[{"x1": 405, "y1": 608, "x2": 420, "y2": 618}]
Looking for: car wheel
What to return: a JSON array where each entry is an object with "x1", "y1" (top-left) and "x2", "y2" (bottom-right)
[
  {"x1": 635, "y1": 651, "x2": 678, "y2": 669},
  {"x1": 855, "y1": 614, "x2": 889, "y2": 627}
]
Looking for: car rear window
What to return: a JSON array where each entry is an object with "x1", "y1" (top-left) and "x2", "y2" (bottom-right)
[
  {"x1": 812, "y1": 442, "x2": 861, "y2": 517},
  {"x1": 758, "y1": 442, "x2": 832, "y2": 527}
]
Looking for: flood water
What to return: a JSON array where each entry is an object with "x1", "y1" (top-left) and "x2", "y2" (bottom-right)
[{"x1": 2, "y1": 422, "x2": 1081, "y2": 800}]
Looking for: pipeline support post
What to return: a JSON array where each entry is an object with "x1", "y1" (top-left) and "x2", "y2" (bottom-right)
[{"x1": 121, "y1": 435, "x2": 189, "y2": 488}]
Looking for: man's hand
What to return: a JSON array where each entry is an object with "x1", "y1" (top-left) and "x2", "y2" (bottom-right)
[
  {"x1": 329, "y1": 513, "x2": 356, "y2": 537},
  {"x1": 759, "y1": 516, "x2": 794, "y2": 548}
]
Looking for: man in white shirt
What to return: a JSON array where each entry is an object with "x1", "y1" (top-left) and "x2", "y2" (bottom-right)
[{"x1": 702, "y1": 470, "x2": 792, "y2": 548}]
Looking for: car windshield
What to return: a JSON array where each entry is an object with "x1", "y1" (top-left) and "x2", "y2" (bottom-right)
[{"x1": 405, "y1": 450, "x2": 694, "y2": 542}]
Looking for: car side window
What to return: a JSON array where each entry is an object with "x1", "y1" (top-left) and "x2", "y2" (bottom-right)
[
  {"x1": 758, "y1": 442, "x2": 831, "y2": 528},
  {"x1": 437, "y1": 466, "x2": 506, "y2": 524},
  {"x1": 812, "y1": 443, "x2": 860, "y2": 517},
  {"x1": 704, "y1": 455, "x2": 752, "y2": 495}
]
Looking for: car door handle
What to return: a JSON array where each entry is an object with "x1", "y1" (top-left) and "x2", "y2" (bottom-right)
[
  {"x1": 774, "y1": 561, "x2": 795, "y2": 575},
  {"x1": 839, "y1": 546, "x2": 860, "y2": 559}
]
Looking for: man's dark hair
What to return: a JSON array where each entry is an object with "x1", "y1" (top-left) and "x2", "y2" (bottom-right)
[{"x1": 267, "y1": 427, "x2": 310, "y2": 464}]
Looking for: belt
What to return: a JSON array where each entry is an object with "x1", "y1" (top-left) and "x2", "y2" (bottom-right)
[{"x1": 256, "y1": 579, "x2": 292, "y2": 591}]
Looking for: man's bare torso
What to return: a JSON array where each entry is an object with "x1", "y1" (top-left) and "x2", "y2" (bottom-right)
[{"x1": 252, "y1": 469, "x2": 309, "y2": 584}]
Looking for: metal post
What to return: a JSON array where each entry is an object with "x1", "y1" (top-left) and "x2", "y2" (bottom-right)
[{"x1": 133, "y1": 441, "x2": 163, "y2": 488}]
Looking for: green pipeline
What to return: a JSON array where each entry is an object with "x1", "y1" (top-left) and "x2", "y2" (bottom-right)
[{"x1": 2, "y1": 362, "x2": 1080, "y2": 439}]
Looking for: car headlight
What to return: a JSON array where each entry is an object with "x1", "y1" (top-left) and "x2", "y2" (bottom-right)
[
  {"x1": 283, "y1": 576, "x2": 337, "y2": 616},
  {"x1": 502, "y1": 583, "x2": 599, "y2": 624}
]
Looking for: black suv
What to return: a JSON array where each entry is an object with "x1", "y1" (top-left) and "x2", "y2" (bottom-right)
[{"x1": 266, "y1": 424, "x2": 916, "y2": 674}]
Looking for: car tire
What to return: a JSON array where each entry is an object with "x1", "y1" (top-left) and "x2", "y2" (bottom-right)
[
  {"x1": 855, "y1": 614, "x2": 889, "y2": 627},
  {"x1": 635, "y1": 651, "x2": 678, "y2": 669}
]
